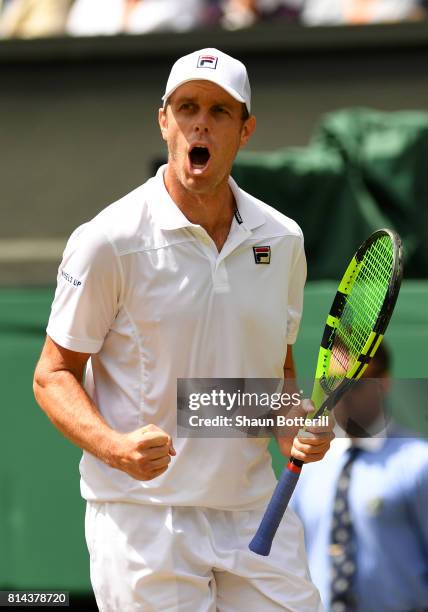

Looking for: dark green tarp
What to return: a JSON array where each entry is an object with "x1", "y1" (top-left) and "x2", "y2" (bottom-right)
[{"x1": 233, "y1": 108, "x2": 428, "y2": 280}]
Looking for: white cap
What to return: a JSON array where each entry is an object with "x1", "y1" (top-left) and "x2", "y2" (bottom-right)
[{"x1": 162, "y1": 48, "x2": 251, "y2": 113}]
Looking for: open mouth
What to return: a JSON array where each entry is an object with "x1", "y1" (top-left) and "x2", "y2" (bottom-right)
[{"x1": 189, "y1": 146, "x2": 210, "y2": 171}]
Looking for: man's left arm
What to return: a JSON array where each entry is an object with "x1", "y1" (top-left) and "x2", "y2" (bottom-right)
[
  {"x1": 274, "y1": 345, "x2": 334, "y2": 462},
  {"x1": 276, "y1": 237, "x2": 333, "y2": 461}
]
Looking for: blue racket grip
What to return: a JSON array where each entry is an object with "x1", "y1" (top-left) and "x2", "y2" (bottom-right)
[{"x1": 249, "y1": 459, "x2": 303, "y2": 556}]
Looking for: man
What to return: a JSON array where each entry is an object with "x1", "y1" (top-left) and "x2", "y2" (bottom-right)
[
  {"x1": 34, "y1": 48, "x2": 333, "y2": 611},
  {"x1": 291, "y1": 344, "x2": 428, "y2": 612}
]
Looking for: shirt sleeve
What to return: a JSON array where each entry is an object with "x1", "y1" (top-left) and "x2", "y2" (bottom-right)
[
  {"x1": 46, "y1": 223, "x2": 122, "y2": 354},
  {"x1": 287, "y1": 236, "x2": 307, "y2": 344}
]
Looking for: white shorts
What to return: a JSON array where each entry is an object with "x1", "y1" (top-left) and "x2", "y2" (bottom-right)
[{"x1": 85, "y1": 502, "x2": 323, "y2": 612}]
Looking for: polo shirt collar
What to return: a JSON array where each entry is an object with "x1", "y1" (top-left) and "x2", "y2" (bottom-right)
[
  {"x1": 228, "y1": 174, "x2": 266, "y2": 231},
  {"x1": 150, "y1": 165, "x2": 196, "y2": 231},
  {"x1": 150, "y1": 165, "x2": 266, "y2": 232}
]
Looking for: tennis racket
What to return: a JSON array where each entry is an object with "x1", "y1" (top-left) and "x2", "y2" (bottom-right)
[{"x1": 249, "y1": 228, "x2": 403, "y2": 556}]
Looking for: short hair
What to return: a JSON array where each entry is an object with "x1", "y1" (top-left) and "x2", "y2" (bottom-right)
[{"x1": 241, "y1": 104, "x2": 250, "y2": 121}]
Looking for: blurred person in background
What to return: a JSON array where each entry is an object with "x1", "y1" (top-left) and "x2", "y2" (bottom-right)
[
  {"x1": 220, "y1": 0, "x2": 299, "y2": 29},
  {"x1": 219, "y1": 0, "x2": 428, "y2": 28},
  {"x1": 283, "y1": 0, "x2": 428, "y2": 26},
  {"x1": 291, "y1": 343, "x2": 428, "y2": 612},
  {"x1": 0, "y1": 0, "x2": 73, "y2": 38},
  {"x1": 66, "y1": 0, "x2": 204, "y2": 37},
  {"x1": 220, "y1": 0, "x2": 258, "y2": 29}
]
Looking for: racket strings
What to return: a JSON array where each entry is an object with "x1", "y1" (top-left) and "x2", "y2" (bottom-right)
[
  {"x1": 326, "y1": 236, "x2": 393, "y2": 390},
  {"x1": 352, "y1": 236, "x2": 393, "y2": 330}
]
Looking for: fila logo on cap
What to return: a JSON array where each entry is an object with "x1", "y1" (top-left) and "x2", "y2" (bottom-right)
[
  {"x1": 253, "y1": 246, "x2": 271, "y2": 264},
  {"x1": 197, "y1": 54, "x2": 218, "y2": 69}
]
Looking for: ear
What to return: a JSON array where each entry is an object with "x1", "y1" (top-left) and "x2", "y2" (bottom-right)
[
  {"x1": 239, "y1": 115, "x2": 256, "y2": 149},
  {"x1": 158, "y1": 107, "x2": 168, "y2": 142}
]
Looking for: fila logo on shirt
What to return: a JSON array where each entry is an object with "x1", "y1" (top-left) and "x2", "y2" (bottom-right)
[
  {"x1": 253, "y1": 246, "x2": 271, "y2": 264},
  {"x1": 197, "y1": 55, "x2": 218, "y2": 69}
]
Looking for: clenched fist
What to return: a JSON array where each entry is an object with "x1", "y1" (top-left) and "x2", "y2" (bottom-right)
[{"x1": 110, "y1": 424, "x2": 176, "y2": 481}]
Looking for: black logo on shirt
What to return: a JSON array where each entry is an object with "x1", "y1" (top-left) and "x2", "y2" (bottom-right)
[{"x1": 61, "y1": 269, "x2": 82, "y2": 287}]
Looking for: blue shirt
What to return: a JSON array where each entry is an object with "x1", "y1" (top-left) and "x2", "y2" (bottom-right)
[{"x1": 291, "y1": 432, "x2": 428, "y2": 612}]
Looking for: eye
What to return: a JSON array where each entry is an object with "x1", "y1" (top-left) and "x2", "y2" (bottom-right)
[
  {"x1": 213, "y1": 105, "x2": 228, "y2": 114},
  {"x1": 179, "y1": 102, "x2": 195, "y2": 112}
]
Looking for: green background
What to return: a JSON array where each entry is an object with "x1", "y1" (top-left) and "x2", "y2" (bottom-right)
[{"x1": 1, "y1": 281, "x2": 427, "y2": 590}]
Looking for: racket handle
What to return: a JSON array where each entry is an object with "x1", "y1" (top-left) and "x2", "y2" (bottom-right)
[{"x1": 249, "y1": 458, "x2": 303, "y2": 556}]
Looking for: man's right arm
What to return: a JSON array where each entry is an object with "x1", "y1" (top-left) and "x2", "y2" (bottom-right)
[{"x1": 33, "y1": 336, "x2": 175, "y2": 481}]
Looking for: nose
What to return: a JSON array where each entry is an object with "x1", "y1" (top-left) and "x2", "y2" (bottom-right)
[
  {"x1": 193, "y1": 110, "x2": 209, "y2": 133},
  {"x1": 194, "y1": 123, "x2": 208, "y2": 134}
]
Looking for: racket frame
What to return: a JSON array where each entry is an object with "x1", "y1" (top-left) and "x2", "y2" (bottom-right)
[
  {"x1": 249, "y1": 228, "x2": 403, "y2": 556},
  {"x1": 308, "y1": 227, "x2": 403, "y2": 422}
]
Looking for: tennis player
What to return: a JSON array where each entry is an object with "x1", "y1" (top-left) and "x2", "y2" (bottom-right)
[{"x1": 34, "y1": 48, "x2": 333, "y2": 611}]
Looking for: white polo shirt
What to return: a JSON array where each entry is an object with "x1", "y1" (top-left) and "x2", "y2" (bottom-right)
[{"x1": 47, "y1": 165, "x2": 307, "y2": 509}]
